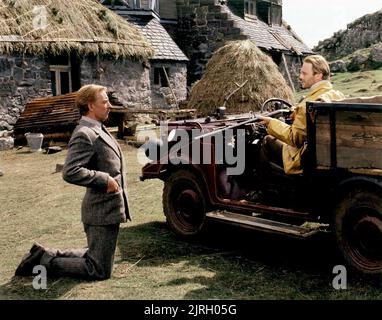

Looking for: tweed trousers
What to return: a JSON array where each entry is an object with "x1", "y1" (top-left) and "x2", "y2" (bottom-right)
[{"x1": 40, "y1": 223, "x2": 120, "y2": 280}]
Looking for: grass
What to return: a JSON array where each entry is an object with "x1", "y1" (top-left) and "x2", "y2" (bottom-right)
[
  {"x1": 0, "y1": 142, "x2": 381, "y2": 300},
  {"x1": 295, "y1": 68, "x2": 382, "y2": 102}
]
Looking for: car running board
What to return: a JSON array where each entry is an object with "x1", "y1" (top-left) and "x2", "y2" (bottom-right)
[{"x1": 206, "y1": 211, "x2": 323, "y2": 239}]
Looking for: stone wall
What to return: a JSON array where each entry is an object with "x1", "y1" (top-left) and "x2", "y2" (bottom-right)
[
  {"x1": 167, "y1": 0, "x2": 246, "y2": 85},
  {"x1": 314, "y1": 10, "x2": 382, "y2": 61},
  {"x1": 0, "y1": 54, "x2": 52, "y2": 131},
  {"x1": 150, "y1": 61, "x2": 187, "y2": 108},
  {"x1": 81, "y1": 56, "x2": 152, "y2": 109},
  {"x1": 0, "y1": 54, "x2": 152, "y2": 133}
]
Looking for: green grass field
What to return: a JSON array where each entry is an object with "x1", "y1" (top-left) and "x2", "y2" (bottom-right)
[{"x1": 0, "y1": 143, "x2": 381, "y2": 300}]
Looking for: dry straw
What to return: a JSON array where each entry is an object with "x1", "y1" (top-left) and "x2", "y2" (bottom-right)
[
  {"x1": 187, "y1": 40, "x2": 294, "y2": 115},
  {"x1": 0, "y1": 0, "x2": 153, "y2": 59}
]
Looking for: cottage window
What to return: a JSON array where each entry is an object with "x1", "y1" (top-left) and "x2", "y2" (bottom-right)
[
  {"x1": 256, "y1": 1, "x2": 282, "y2": 25},
  {"x1": 244, "y1": 0, "x2": 256, "y2": 16},
  {"x1": 256, "y1": 1, "x2": 271, "y2": 24},
  {"x1": 131, "y1": 0, "x2": 141, "y2": 8},
  {"x1": 50, "y1": 64, "x2": 72, "y2": 96},
  {"x1": 100, "y1": 0, "x2": 128, "y2": 6},
  {"x1": 154, "y1": 67, "x2": 169, "y2": 87},
  {"x1": 127, "y1": 0, "x2": 158, "y2": 11}
]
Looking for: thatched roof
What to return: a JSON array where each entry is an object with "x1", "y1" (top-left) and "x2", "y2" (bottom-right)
[
  {"x1": 187, "y1": 40, "x2": 294, "y2": 115},
  {"x1": 0, "y1": 0, "x2": 153, "y2": 59}
]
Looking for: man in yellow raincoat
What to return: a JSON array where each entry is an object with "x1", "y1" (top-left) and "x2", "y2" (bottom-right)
[{"x1": 257, "y1": 55, "x2": 345, "y2": 174}]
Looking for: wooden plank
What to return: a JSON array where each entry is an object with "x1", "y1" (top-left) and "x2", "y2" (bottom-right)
[
  {"x1": 316, "y1": 110, "x2": 382, "y2": 127},
  {"x1": 348, "y1": 168, "x2": 382, "y2": 176},
  {"x1": 336, "y1": 146, "x2": 382, "y2": 169},
  {"x1": 316, "y1": 144, "x2": 331, "y2": 167},
  {"x1": 281, "y1": 53, "x2": 295, "y2": 92},
  {"x1": 316, "y1": 145, "x2": 382, "y2": 168},
  {"x1": 316, "y1": 124, "x2": 382, "y2": 148},
  {"x1": 315, "y1": 119, "x2": 382, "y2": 168},
  {"x1": 14, "y1": 93, "x2": 78, "y2": 135}
]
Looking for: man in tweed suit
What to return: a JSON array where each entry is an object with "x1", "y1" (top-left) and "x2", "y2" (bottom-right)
[{"x1": 15, "y1": 84, "x2": 130, "y2": 280}]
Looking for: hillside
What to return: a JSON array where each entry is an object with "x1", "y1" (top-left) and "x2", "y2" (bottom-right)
[
  {"x1": 294, "y1": 8, "x2": 382, "y2": 101},
  {"x1": 295, "y1": 69, "x2": 382, "y2": 102},
  {"x1": 313, "y1": 9, "x2": 382, "y2": 61}
]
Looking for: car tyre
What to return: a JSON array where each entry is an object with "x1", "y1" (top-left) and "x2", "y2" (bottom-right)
[
  {"x1": 163, "y1": 169, "x2": 207, "y2": 237},
  {"x1": 334, "y1": 189, "x2": 382, "y2": 274}
]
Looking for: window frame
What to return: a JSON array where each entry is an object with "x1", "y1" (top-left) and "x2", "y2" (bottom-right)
[
  {"x1": 153, "y1": 67, "x2": 170, "y2": 88},
  {"x1": 49, "y1": 63, "x2": 72, "y2": 96}
]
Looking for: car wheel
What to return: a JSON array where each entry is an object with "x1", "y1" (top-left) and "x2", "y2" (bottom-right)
[
  {"x1": 334, "y1": 189, "x2": 382, "y2": 274},
  {"x1": 163, "y1": 169, "x2": 207, "y2": 237}
]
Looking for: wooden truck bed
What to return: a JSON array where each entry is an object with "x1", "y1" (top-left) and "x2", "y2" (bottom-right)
[{"x1": 307, "y1": 98, "x2": 382, "y2": 176}]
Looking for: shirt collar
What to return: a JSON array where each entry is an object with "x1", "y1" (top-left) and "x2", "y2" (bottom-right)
[
  {"x1": 81, "y1": 116, "x2": 102, "y2": 128},
  {"x1": 310, "y1": 80, "x2": 331, "y2": 91}
]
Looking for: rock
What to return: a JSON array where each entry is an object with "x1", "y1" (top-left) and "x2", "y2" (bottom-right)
[
  {"x1": 0, "y1": 121, "x2": 13, "y2": 131},
  {"x1": 347, "y1": 54, "x2": 369, "y2": 71},
  {"x1": 329, "y1": 60, "x2": 347, "y2": 72},
  {"x1": 0, "y1": 136, "x2": 14, "y2": 150},
  {"x1": 313, "y1": 10, "x2": 382, "y2": 60},
  {"x1": 369, "y1": 42, "x2": 382, "y2": 68},
  {"x1": 0, "y1": 169, "x2": 3, "y2": 177},
  {"x1": 0, "y1": 130, "x2": 13, "y2": 137}
]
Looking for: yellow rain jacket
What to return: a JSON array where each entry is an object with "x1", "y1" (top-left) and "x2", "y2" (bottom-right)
[{"x1": 267, "y1": 80, "x2": 345, "y2": 174}]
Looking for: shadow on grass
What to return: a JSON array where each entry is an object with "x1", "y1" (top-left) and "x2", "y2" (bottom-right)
[
  {"x1": 117, "y1": 221, "x2": 382, "y2": 299},
  {"x1": 0, "y1": 275, "x2": 86, "y2": 300}
]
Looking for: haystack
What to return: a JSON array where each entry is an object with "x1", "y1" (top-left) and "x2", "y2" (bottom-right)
[
  {"x1": 187, "y1": 40, "x2": 294, "y2": 115},
  {"x1": 0, "y1": 0, "x2": 153, "y2": 59}
]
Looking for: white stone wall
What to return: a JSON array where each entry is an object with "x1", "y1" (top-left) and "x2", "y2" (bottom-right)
[
  {"x1": 0, "y1": 54, "x2": 52, "y2": 131},
  {"x1": 81, "y1": 56, "x2": 152, "y2": 109}
]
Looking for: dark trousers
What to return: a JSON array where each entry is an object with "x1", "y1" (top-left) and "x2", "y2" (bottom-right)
[
  {"x1": 40, "y1": 223, "x2": 120, "y2": 280},
  {"x1": 259, "y1": 135, "x2": 284, "y2": 169}
]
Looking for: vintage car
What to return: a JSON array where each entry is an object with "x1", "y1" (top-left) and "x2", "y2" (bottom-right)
[{"x1": 140, "y1": 97, "x2": 382, "y2": 274}]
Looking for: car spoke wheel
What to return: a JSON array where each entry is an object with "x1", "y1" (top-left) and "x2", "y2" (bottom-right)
[
  {"x1": 335, "y1": 190, "x2": 382, "y2": 274},
  {"x1": 163, "y1": 169, "x2": 207, "y2": 237}
]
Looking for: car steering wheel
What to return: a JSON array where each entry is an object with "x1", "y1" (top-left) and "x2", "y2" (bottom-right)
[{"x1": 260, "y1": 98, "x2": 293, "y2": 114}]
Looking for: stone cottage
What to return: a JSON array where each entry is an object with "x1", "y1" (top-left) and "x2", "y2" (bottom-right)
[
  {"x1": 107, "y1": 0, "x2": 312, "y2": 90},
  {"x1": 159, "y1": 0, "x2": 313, "y2": 90},
  {"x1": 101, "y1": 0, "x2": 189, "y2": 108},
  {"x1": 0, "y1": 0, "x2": 156, "y2": 149},
  {"x1": 100, "y1": 1, "x2": 313, "y2": 91}
]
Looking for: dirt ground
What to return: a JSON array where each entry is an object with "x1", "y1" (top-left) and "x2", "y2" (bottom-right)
[{"x1": 0, "y1": 140, "x2": 381, "y2": 300}]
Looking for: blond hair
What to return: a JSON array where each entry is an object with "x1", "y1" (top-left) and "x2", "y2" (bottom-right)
[
  {"x1": 76, "y1": 84, "x2": 107, "y2": 115},
  {"x1": 303, "y1": 55, "x2": 330, "y2": 80}
]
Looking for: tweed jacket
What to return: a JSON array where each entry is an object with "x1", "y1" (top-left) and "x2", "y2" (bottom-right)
[{"x1": 62, "y1": 118, "x2": 130, "y2": 225}]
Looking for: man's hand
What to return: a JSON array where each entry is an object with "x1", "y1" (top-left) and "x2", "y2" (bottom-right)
[
  {"x1": 107, "y1": 176, "x2": 120, "y2": 193},
  {"x1": 256, "y1": 115, "x2": 273, "y2": 126}
]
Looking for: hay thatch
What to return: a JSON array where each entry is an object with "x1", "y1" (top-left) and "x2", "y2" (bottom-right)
[
  {"x1": 187, "y1": 40, "x2": 294, "y2": 115},
  {"x1": 0, "y1": 0, "x2": 153, "y2": 59}
]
